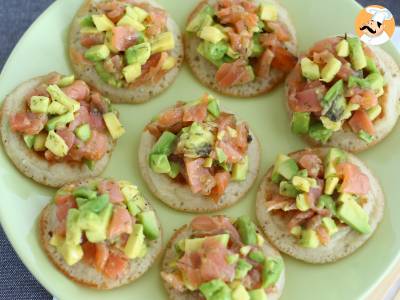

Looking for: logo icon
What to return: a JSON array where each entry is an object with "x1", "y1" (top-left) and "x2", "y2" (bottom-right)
[{"x1": 355, "y1": 5, "x2": 395, "y2": 46}]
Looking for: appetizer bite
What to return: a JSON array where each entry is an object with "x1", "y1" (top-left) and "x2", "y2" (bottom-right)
[
  {"x1": 40, "y1": 178, "x2": 162, "y2": 289},
  {"x1": 286, "y1": 35, "x2": 400, "y2": 152},
  {"x1": 0, "y1": 72, "x2": 125, "y2": 187},
  {"x1": 185, "y1": 0, "x2": 297, "y2": 97},
  {"x1": 161, "y1": 215, "x2": 285, "y2": 300},
  {"x1": 256, "y1": 148, "x2": 384, "y2": 263},
  {"x1": 69, "y1": 0, "x2": 183, "y2": 103},
  {"x1": 139, "y1": 94, "x2": 260, "y2": 212}
]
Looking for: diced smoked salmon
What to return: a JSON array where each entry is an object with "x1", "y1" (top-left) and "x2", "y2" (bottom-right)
[
  {"x1": 108, "y1": 206, "x2": 133, "y2": 239},
  {"x1": 10, "y1": 112, "x2": 47, "y2": 135},
  {"x1": 98, "y1": 180, "x2": 124, "y2": 203},
  {"x1": 348, "y1": 110, "x2": 375, "y2": 135},
  {"x1": 336, "y1": 162, "x2": 370, "y2": 195}
]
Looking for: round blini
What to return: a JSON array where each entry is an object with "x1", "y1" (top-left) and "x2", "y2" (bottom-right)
[
  {"x1": 39, "y1": 178, "x2": 163, "y2": 289},
  {"x1": 285, "y1": 40, "x2": 400, "y2": 152},
  {"x1": 256, "y1": 148, "x2": 384, "y2": 264},
  {"x1": 161, "y1": 220, "x2": 285, "y2": 300},
  {"x1": 69, "y1": 0, "x2": 184, "y2": 104},
  {"x1": 184, "y1": 0, "x2": 297, "y2": 97},
  {"x1": 0, "y1": 73, "x2": 114, "y2": 188},
  {"x1": 138, "y1": 125, "x2": 260, "y2": 213}
]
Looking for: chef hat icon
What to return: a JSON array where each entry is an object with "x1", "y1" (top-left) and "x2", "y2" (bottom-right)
[{"x1": 365, "y1": 6, "x2": 393, "y2": 24}]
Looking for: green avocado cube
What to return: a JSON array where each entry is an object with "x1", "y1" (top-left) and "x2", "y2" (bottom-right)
[
  {"x1": 168, "y1": 161, "x2": 181, "y2": 179},
  {"x1": 47, "y1": 84, "x2": 80, "y2": 112},
  {"x1": 262, "y1": 256, "x2": 284, "y2": 288},
  {"x1": 103, "y1": 112, "x2": 125, "y2": 140},
  {"x1": 296, "y1": 194, "x2": 310, "y2": 211},
  {"x1": 321, "y1": 57, "x2": 342, "y2": 83},
  {"x1": 322, "y1": 217, "x2": 338, "y2": 236},
  {"x1": 259, "y1": 3, "x2": 278, "y2": 21},
  {"x1": 186, "y1": 4, "x2": 215, "y2": 33},
  {"x1": 249, "y1": 288, "x2": 267, "y2": 300},
  {"x1": 358, "y1": 130, "x2": 374, "y2": 143},
  {"x1": 271, "y1": 154, "x2": 291, "y2": 183},
  {"x1": 65, "y1": 209, "x2": 82, "y2": 246},
  {"x1": 78, "y1": 210, "x2": 101, "y2": 231},
  {"x1": 347, "y1": 36, "x2": 367, "y2": 70},
  {"x1": 299, "y1": 229, "x2": 319, "y2": 248},
  {"x1": 366, "y1": 57, "x2": 379, "y2": 74},
  {"x1": 75, "y1": 197, "x2": 89, "y2": 208},
  {"x1": 95, "y1": 62, "x2": 123, "y2": 87},
  {"x1": 290, "y1": 225, "x2": 302, "y2": 237},
  {"x1": 122, "y1": 63, "x2": 142, "y2": 83},
  {"x1": 250, "y1": 34, "x2": 264, "y2": 58},
  {"x1": 126, "y1": 200, "x2": 141, "y2": 216},
  {"x1": 235, "y1": 216, "x2": 257, "y2": 245},
  {"x1": 46, "y1": 112, "x2": 75, "y2": 131},
  {"x1": 235, "y1": 259, "x2": 253, "y2": 279},
  {"x1": 84, "y1": 44, "x2": 110, "y2": 62},
  {"x1": 336, "y1": 39, "x2": 349, "y2": 57},
  {"x1": 73, "y1": 187, "x2": 97, "y2": 200},
  {"x1": 291, "y1": 112, "x2": 310, "y2": 134},
  {"x1": 322, "y1": 79, "x2": 344, "y2": 107},
  {"x1": 249, "y1": 250, "x2": 265, "y2": 263},
  {"x1": 58, "y1": 242, "x2": 83, "y2": 266},
  {"x1": 292, "y1": 176, "x2": 311, "y2": 193},
  {"x1": 232, "y1": 284, "x2": 250, "y2": 300},
  {"x1": 80, "y1": 194, "x2": 109, "y2": 213},
  {"x1": 199, "y1": 279, "x2": 230, "y2": 300},
  {"x1": 48, "y1": 101, "x2": 68, "y2": 115},
  {"x1": 324, "y1": 176, "x2": 339, "y2": 195},
  {"x1": 151, "y1": 32, "x2": 175, "y2": 54},
  {"x1": 125, "y1": 42, "x2": 151, "y2": 65},
  {"x1": 276, "y1": 158, "x2": 298, "y2": 180},
  {"x1": 151, "y1": 131, "x2": 177, "y2": 155},
  {"x1": 80, "y1": 15, "x2": 94, "y2": 28},
  {"x1": 317, "y1": 194, "x2": 336, "y2": 215},
  {"x1": 85, "y1": 203, "x2": 113, "y2": 243},
  {"x1": 150, "y1": 153, "x2": 171, "y2": 173},
  {"x1": 227, "y1": 253, "x2": 239, "y2": 265},
  {"x1": 30, "y1": 96, "x2": 50, "y2": 113},
  {"x1": 337, "y1": 198, "x2": 371, "y2": 234},
  {"x1": 45, "y1": 130, "x2": 69, "y2": 157},
  {"x1": 57, "y1": 75, "x2": 75, "y2": 87},
  {"x1": 232, "y1": 156, "x2": 248, "y2": 181},
  {"x1": 300, "y1": 57, "x2": 320, "y2": 80},
  {"x1": 367, "y1": 105, "x2": 382, "y2": 121},
  {"x1": 216, "y1": 147, "x2": 227, "y2": 163},
  {"x1": 199, "y1": 40, "x2": 228, "y2": 63},
  {"x1": 199, "y1": 25, "x2": 226, "y2": 44},
  {"x1": 92, "y1": 14, "x2": 114, "y2": 31},
  {"x1": 117, "y1": 14, "x2": 145, "y2": 31},
  {"x1": 207, "y1": 97, "x2": 220, "y2": 117},
  {"x1": 75, "y1": 123, "x2": 91, "y2": 142},
  {"x1": 126, "y1": 6, "x2": 149, "y2": 23},
  {"x1": 84, "y1": 159, "x2": 95, "y2": 171},
  {"x1": 365, "y1": 73, "x2": 384, "y2": 92},
  {"x1": 279, "y1": 181, "x2": 298, "y2": 197},
  {"x1": 23, "y1": 135, "x2": 36, "y2": 149},
  {"x1": 33, "y1": 133, "x2": 47, "y2": 151},
  {"x1": 137, "y1": 211, "x2": 160, "y2": 240},
  {"x1": 124, "y1": 223, "x2": 145, "y2": 259},
  {"x1": 309, "y1": 123, "x2": 332, "y2": 144},
  {"x1": 184, "y1": 234, "x2": 229, "y2": 253},
  {"x1": 348, "y1": 75, "x2": 370, "y2": 89}
]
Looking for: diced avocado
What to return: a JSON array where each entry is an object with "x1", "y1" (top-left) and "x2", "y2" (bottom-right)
[
  {"x1": 366, "y1": 57, "x2": 379, "y2": 74},
  {"x1": 184, "y1": 234, "x2": 230, "y2": 253},
  {"x1": 337, "y1": 192, "x2": 356, "y2": 203},
  {"x1": 199, "y1": 279, "x2": 231, "y2": 300},
  {"x1": 65, "y1": 209, "x2": 82, "y2": 245},
  {"x1": 309, "y1": 122, "x2": 332, "y2": 144},
  {"x1": 322, "y1": 79, "x2": 344, "y2": 109},
  {"x1": 216, "y1": 147, "x2": 227, "y2": 163},
  {"x1": 232, "y1": 156, "x2": 248, "y2": 181},
  {"x1": 23, "y1": 135, "x2": 35, "y2": 149},
  {"x1": 337, "y1": 198, "x2": 371, "y2": 234},
  {"x1": 33, "y1": 133, "x2": 47, "y2": 151},
  {"x1": 151, "y1": 32, "x2": 175, "y2": 53},
  {"x1": 103, "y1": 112, "x2": 125, "y2": 139},
  {"x1": 127, "y1": 200, "x2": 141, "y2": 216},
  {"x1": 48, "y1": 101, "x2": 68, "y2": 115},
  {"x1": 199, "y1": 26, "x2": 227, "y2": 44},
  {"x1": 122, "y1": 63, "x2": 142, "y2": 83},
  {"x1": 57, "y1": 74, "x2": 75, "y2": 87},
  {"x1": 336, "y1": 39, "x2": 349, "y2": 57},
  {"x1": 271, "y1": 154, "x2": 290, "y2": 183},
  {"x1": 197, "y1": 42, "x2": 224, "y2": 67},
  {"x1": 176, "y1": 122, "x2": 214, "y2": 158},
  {"x1": 47, "y1": 84, "x2": 80, "y2": 112},
  {"x1": 320, "y1": 116, "x2": 342, "y2": 131},
  {"x1": 30, "y1": 96, "x2": 50, "y2": 113},
  {"x1": 227, "y1": 46, "x2": 240, "y2": 59},
  {"x1": 321, "y1": 57, "x2": 342, "y2": 83},
  {"x1": 80, "y1": 15, "x2": 94, "y2": 28},
  {"x1": 279, "y1": 181, "x2": 298, "y2": 197},
  {"x1": 50, "y1": 234, "x2": 64, "y2": 247},
  {"x1": 84, "y1": 159, "x2": 95, "y2": 171},
  {"x1": 124, "y1": 223, "x2": 145, "y2": 259},
  {"x1": 299, "y1": 229, "x2": 319, "y2": 248},
  {"x1": 358, "y1": 130, "x2": 374, "y2": 143},
  {"x1": 235, "y1": 259, "x2": 253, "y2": 279},
  {"x1": 262, "y1": 256, "x2": 283, "y2": 288},
  {"x1": 326, "y1": 147, "x2": 346, "y2": 166},
  {"x1": 249, "y1": 288, "x2": 267, "y2": 300},
  {"x1": 199, "y1": 40, "x2": 228, "y2": 63},
  {"x1": 45, "y1": 130, "x2": 69, "y2": 157},
  {"x1": 232, "y1": 284, "x2": 250, "y2": 300},
  {"x1": 292, "y1": 176, "x2": 311, "y2": 192},
  {"x1": 125, "y1": 42, "x2": 151, "y2": 65},
  {"x1": 365, "y1": 73, "x2": 384, "y2": 92},
  {"x1": 256, "y1": 233, "x2": 265, "y2": 246},
  {"x1": 162, "y1": 56, "x2": 176, "y2": 70},
  {"x1": 77, "y1": 210, "x2": 101, "y2": 231},
  {"x1": 291, "y1": 112, "x2": 310, "y2": 134},
  {"x1": 276, "y1": 158, "x2": 298, "y2": 180},
  {"x1": 75, "y1": 123, "x2": 91, "y2": 142},
  {"x1": 126, "y1": 6, "x2": 149, "y2": 23},
  {"x1": 324, "y1": 176, "x2": 339, "y2": 195},
  {"x1": 296, "y1": 194, "x2": 310, "y2": 211},
  {"x1": 318, "y1": 195, "x2": 336, "y2": 215},
  {"x1": 227, "y1": 253, "x2": 239, "y2": 265},
  {"x1": 168, "y1": 161, "x2": 181, "y2": 178},
  {"x1": 249, "y1": 250, "x2": 265, "y2": 263},
  {"x1": 297, "y1": 169, "x2": 308, "y2": 177},
  {"x1": 207, "y1": 97, "x2": 220, "y2": 117},
  {"x1": 186, "y1": 4, "x2": 215, "y2": 33},
  {"x1": 117, "y1": 14, "x2": 145, "y2": 31},
  {"x1": 348, "y1": 75, "x2": 370, "y2": 89},
  {"x1": 290, "y1": 225, "x2": 302, "y2": 237},
  {"x1": 46, "y1": 112, "x2": 75, "y2": 131},
  {"x1": 95, "y1": 62, "x2": 123, "y2": 87},
  {"x1": 347, "y1": 37, "x2": 367, "y2": 70},
  {"x1": 137, "y1": 211, "x2": 160, "y2": 240},
  {"x1": 80, "y1": 194, "x2": 109, "y2": 213},
  {"x1": 150, "y1": 153, "x2": 171, "y2": 173},
  {"x1": 73, "y1": 187, "x2": 97, "y2": 200},
  {"x1": 250, "y1": 34, "x2": 264, "y2": 58},
  {"x1": 85, "y1": 203, "x2": 113, "y2": 242},
  {"x1": 240, "y1": 245, "x2": 252, "y2": 256},
  {"x1": 322, "y1": 217, "x2": 338, "y2": 236},
  {"x1": 58, "y1": 242, "x2": 83, "y2": 266},
  {"x1": 151, "y1": 131, "x2": 177, "y2": 155},
  {"x1": 76, "y1": 197, "x2": 89, "y2": 208},
  {"x1": 259, "y1": 3, "x2": 278, "y2": 21},
  {"x1": 235, "y1": 216, "x2": 257, "y2": 245},
  {"x1": 92, "y1": 14, "x2": 114, "y2": 31},
  {"x1": 80, "y1": 26, "x2": 100, "y2": 34},
  {"x1": 342, "y1": 102, "x2": 360, "y2": 120},
  {"x1": 300, "y1": 57, "x2": 320, "y2": 80},
  {"x1": 367, "y1": 105, "x2": 382, "y2": 121},
  {"x1": 84, "y1": 44, "x2": 110, "y2": 62}
]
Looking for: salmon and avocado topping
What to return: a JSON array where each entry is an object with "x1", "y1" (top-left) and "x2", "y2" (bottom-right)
[
  {"x1": 145, "y1": 94, "x2": 252, "y2": 201},
  {"x1": 186, "y1": 0, "x2": 297, "y2": 88},
  {"x1": 288, "y1": 36, "x2": 385, "y2": 144},
  {"x1": 9, "y1": 74, "x2": 124, "y2": 168},
  {"x1": 78, "y1": 0, "x2": 177, "y2": 87},
  {"x1": 49, "y1": 179, "x2": 160, "y2": 279},
  {"x1": 161, "y1": 215, "x2": 283, "y2": 298},
  {"x1": 265, "y1": 148, "x2": 372, "y2": 248}
]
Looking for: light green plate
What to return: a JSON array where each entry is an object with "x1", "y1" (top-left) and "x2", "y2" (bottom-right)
[{"x1": 0, "y1": 0, "x2": 399, "y2": 299}]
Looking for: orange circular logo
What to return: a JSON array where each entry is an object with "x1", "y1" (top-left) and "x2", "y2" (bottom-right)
[{"x1": 355, "y1": 5, "x2": 395, "y2": 46}]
